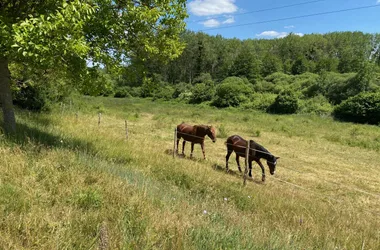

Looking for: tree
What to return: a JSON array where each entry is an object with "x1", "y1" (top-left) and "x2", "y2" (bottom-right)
[{"x1": 0, "y1": 0, "x2": 187, "y2": 133}]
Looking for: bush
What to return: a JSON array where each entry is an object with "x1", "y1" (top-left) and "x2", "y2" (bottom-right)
[
  {"x1": 153, "y1": 85, "x2": 175, "y2": 101},
  {"x1": 190, "y1": 83, "x2": 215, "y2": 104},
  {"x1": 173, "y1": 82, "x2": 192, "y2": 99},
  {"x1": 241, "y1": 93, "x2": 276, "y2": 111},
  {"x1": 13, "y1": 82, "x2": 46, "y2": 111},
  {"x1": 299, "y1": 95, "x2": 333, "y2": 115},
  {"x1": 114, "y1": 87, "x2": 131, "y2": 98},
  {"x1": 267, "y1": 91, "x2": 299, "y2": 114},
  {"x1": 212, "y1": 77, "x2": 253, "y2": 108},
  {"x1": 333, "y1": 92, "x2": 380, "y2": 124}
]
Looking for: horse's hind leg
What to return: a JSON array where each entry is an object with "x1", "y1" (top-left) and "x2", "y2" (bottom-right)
[
  {"x1": 235, "y1": 154, "x2": 242, "y2": 172},
  {"x1": 201, "y1": 142, "x2": 206, "y2": 160},
  {"x1": 190, "y1": 142, "x2": 194, "y2": 158},
  {"x1": 182, "y1": 141, "x2": 186, "y2": 155},
  {"x1": 225, "y1": 150, "x2": 233, "y2": 172},
  {"x1": 176, "y1": 137, "x2": 180, "y2": 154}
]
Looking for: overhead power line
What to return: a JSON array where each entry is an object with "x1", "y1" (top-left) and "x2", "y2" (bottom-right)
[
  {"x1": 200, "y1": 4, "x2": 380, "y2": 32},
  {"x1": 192, "y1": 0, "x2": 326, "y2": 23}
]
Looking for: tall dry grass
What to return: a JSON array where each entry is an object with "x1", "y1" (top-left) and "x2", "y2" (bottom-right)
[{"x1": 0, "y1": 96, "x2": 379, "y2": 249}]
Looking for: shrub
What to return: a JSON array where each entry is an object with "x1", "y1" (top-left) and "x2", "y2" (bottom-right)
[
  {"x1": 129, "y1": 87, "x2": 142, "y2": 97},
  {"x1": 333, "y1": 92, "x2": 380, "y2": 124},
  {"x1": 153, "y1": 85, "x2": 175, "y2": 101},
  {"x1": 299, "y1": 95, "x2": 333, "y2": 115},
  {"x1": 264, "y1": 72, "x2": 293, "y2": 85},
  {"x1": 140, "y1": 77, "x2": 158, "y2": 98},
  {"x1": 267, "y1": 91, "x2": 299, "y2": 114},
  {"x1": 173, "y1": 82, "x2": 192, "y2": 99},
  {"x1": 114, "y1": 87, "x2": 131, "y2": 98},
  {"x1": 13, "y1": 82, "x2": 47, "y2": 111},
  {"x1": 190, "y1": 83, "x2": 215, "y2": 104},
  {"x1": 212, "y1": 77, "x2": 253, "y2": 108}
]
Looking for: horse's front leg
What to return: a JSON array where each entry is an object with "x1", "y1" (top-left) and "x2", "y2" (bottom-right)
[
  {"x1": 226, "y1": 150, "x2": 233, "y2": 172},
  {"x1": 236, "y1": 154, "x2": 242, "y2": 173},
  {"x1": 190, "y1": 142, "x2": 194, "y2": 158},
  {"x1": 176, "y1": 137, "x2": 180, "y2": 154},
  {"x1": 257, "y1": 160, "x2": 266, "y2": 182},
  {"x1": 182, "y1": 141, "x2": 186, "y2": 155},
  {"x1": 201, "y1": 142, "x2": 206, "y2": 160},
  {"x1": 248, "y1": 160, "x2": 254, "y2": 178}
]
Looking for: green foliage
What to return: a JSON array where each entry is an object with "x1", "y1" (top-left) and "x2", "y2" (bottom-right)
[
  {"x1": 268, "y1": 91, "x2": 299, "y2": 114},
  {"x1": 241, "y1": 93, "x2": 277, "y2": 111},
  {"x1": 193, "y1": 73, "x2": 213, "y2": 84},
  {"x1": 261, "y1": 54, "x2": 283, "y2": 76},
  {"x1": 79, "y1": 69, "x2": 116, "y2": 97},
  {"x1": 13, "y1": 82, "x2": 47, "y2": 111},
  {"x1": 212, "y1": 77, "x2": 253, "y2": 107},
  {"x1": 299, "y1": 95, "x2": 333, "y2": 115},
  {"x1": 291, "y1": 56, "x2": 309, "y2": 75},
  {"x1": 140, "y1": 77, "x2": 159, "y2": 98},
  {"x1": 114, "y1": 87, "x2": 131, "y2": 98},
  {"x1": 190, "y1": 83, "x2": 215, "y2": 104},
  {"x1": 173, "y1": 82, "x2": 192, "y2": 99},
  {"x1": 153, "y1": 85, "x2": 175, "y2": 101},
  {"x1": 333, "y1": 92, "x2": 380, "y2": 124}
]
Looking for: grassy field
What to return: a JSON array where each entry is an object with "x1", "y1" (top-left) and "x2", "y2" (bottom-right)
[{"x1": 1, "y1": 96, "x2": 380, "y2": 249}]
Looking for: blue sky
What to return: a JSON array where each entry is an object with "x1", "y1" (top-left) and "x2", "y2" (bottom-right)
[{"x1": 185, "y1": 0, "x2": 380, "y2": 40}]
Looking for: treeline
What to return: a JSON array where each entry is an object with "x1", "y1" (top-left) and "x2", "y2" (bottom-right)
[
  {"x1": 10, "y1": 31, "x2": 380, "y2": 124},
  {"x1": 113, "y1": 31, "x2": 380, "y2": 124},
  {"x1": 122, "y1": 31, "x2": 380, "y2": 84}
]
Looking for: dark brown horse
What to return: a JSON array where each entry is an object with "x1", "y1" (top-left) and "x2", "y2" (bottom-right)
[
  {"x1": 226, "y1": 135, "x2": 279, "y2": 181},
  {"x1": 176, "y1": 122, "x2": 216, "y2": 159}
]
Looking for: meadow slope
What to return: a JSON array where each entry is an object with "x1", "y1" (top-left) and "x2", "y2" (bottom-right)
[{"x1": 0, "y1": 96, "x2": 379, "y2": 249}]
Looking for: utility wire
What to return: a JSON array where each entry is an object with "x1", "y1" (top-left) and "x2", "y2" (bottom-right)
[
  {"x1": 191, "y1": 0, "x2": 326, "y2": 23},
  {"x1": 200, "y1": 4, "x2": 380, "y2": 32}
]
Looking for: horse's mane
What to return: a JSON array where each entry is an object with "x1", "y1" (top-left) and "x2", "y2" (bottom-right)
[
  {"x1": 193, "y1": 125, "x2": 209, "y2": 136},
  {"x1": 250, "y1": 140, "x2": 271, "y2": 155}
]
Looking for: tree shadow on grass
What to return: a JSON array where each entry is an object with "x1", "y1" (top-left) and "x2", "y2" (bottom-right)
[{"x1": 3, "y1": 121, "x2": 95, "y2": 154}]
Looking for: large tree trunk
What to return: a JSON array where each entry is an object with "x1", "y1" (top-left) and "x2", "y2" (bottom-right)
[{"x1": 0, "y1": 57, "x2": 16, "y2": 134}]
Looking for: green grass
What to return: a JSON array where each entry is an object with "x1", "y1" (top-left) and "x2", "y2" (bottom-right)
[{"x1": 1, "y1": 96, "x2": 380, "y2": 249}]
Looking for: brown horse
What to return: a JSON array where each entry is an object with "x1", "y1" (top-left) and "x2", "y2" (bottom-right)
[
  {"x1": 176, "y1": 122, "x2": 216, "y2": 159},
  {"x1": 225, "y1": 135, "x2": 279, "y2": 181}
]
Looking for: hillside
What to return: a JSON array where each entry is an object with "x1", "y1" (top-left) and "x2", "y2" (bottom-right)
[{"x1": 1, "y1": 96, "x2": 379, "y2": 249}]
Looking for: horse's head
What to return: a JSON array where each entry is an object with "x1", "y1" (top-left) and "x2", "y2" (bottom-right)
[
  {"x1": 207, "y1": 125, "x2": 216, "y2": 143},
  {"x1": 267, "y1": 156, "x2": 280, "y2": 175}
]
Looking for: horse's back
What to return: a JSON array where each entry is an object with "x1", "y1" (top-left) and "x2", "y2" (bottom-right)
[
  {"x1": 177, "y1": 122, "x2": 192, "y2": 132},
  {"x1": 226, "y1": 135, "x2": 247, "y2": 152}
]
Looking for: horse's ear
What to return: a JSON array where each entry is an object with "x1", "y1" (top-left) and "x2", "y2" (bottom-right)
[
  {"x1": 276, "y1": 156, "x2": 280, "y2": 160},
  {"x1": 208, "y1": 125, "x2": 212, "y2": 129}
]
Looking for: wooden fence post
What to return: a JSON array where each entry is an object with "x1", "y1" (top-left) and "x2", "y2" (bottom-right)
[
  {"x1": 98, "y1": 113, "x2": 101, "y2": 126},
  {"x1": 125, "y1": 120, "x2": 128, "y2": 140},
  {"x1": 243, "y1": 140, "x2": 250, "y2": 186},
  {"x1": 173, "y1": 127, "x2": 177, "y2": 158}
]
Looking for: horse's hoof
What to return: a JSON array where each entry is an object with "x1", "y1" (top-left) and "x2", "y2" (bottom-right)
[{"x1": 262, "y1": 177, "x2": 266, "y2": 182}]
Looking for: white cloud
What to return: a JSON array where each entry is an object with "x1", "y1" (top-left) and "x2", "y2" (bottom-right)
[
  {"x1": 284, "y1": 25, "x2": 295, "y2": 29},
  {"x1": 256, "y1": 31, "x2": 288, "y2": 38},
  {"x1": 222, "y1": 16, "x2": 235, "y2": 24},
  {"x1": 377, "y1": 0, "x2": 380, "y2": 4},
  {"x1": 256, "y1": 31, "x2": 304, "y2": 39},
  {"x1": 189, "y1": 0, "x2": 238, "y2": 16},
  {"x1": 200, "y1": 19, "x2": 221, "y2": 27}
]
